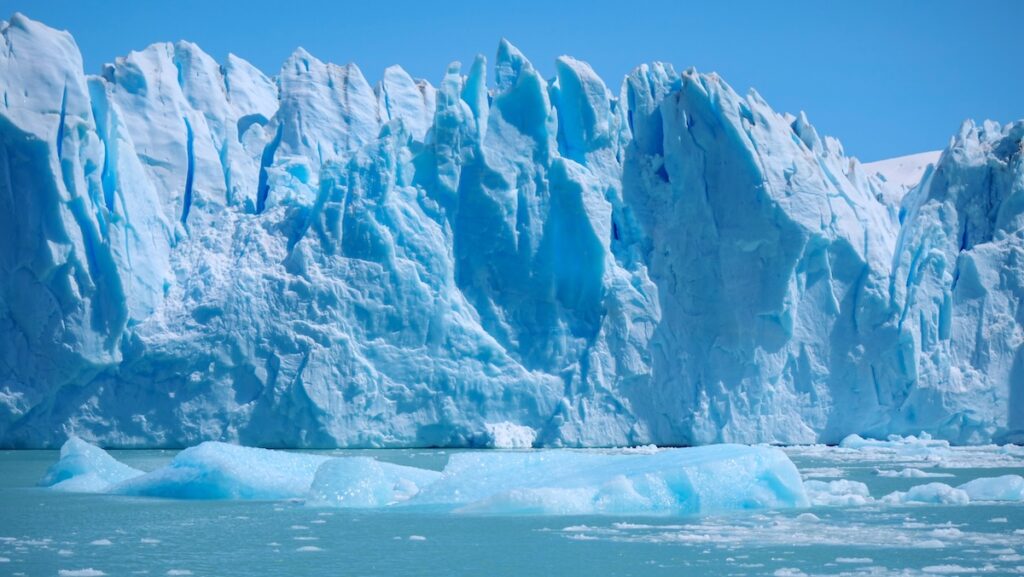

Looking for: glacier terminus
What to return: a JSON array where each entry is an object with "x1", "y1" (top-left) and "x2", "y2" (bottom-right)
[{"x1": 0, "y1": 13, "x2": 1022, "y2": 449}]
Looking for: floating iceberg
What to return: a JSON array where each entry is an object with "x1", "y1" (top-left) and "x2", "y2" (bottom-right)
[
  {"x1": 40, "y1": 438, "x2": 807, "y2": 515},
  {"x1": 306, "y1": 457, "x2": 442, "y2": 508},
  {"x1": 882, "y1": 483, "x2": 970, "y2": 506},
  {"x1": 410, "y1": 445, "x2": 809, "y2": 515},
  {"x1": 1, "y1": 14, "x2": 1022, "y2": 449},
  {"x1": 111, "y1": 442, "x2": 330, "y2": 500},
  {"x1": 874, "y1": 468, "x2": 954, "y2": 479},
  {"x1": 838, "y1": 434, "x2": 951, "y2": 452},
  {"x1": 804, "y1": 480, "x2": 873, "y2": 507},
  {"x1": 39, "y1": 436, "x2": 143, "y2": 493},
  {"x1": 956, "y1": 475, "x2": 1024, "y2": 502}
]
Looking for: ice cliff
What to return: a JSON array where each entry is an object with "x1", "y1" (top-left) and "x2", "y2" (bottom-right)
[{"x1": 0, "y1": 14, "x2": 1020, "y2": 448}]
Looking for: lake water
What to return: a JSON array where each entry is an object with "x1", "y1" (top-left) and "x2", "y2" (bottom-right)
[{"x1": 1, "y1": 444, "x2": 1022, "y2": 576}]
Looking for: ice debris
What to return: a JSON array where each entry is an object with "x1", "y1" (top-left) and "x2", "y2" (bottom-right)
[{"x1": 803, "y1": 480, "x2": 873, "y2": 507}]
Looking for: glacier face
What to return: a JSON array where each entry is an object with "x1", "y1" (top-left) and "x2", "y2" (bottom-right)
[{"x1": 0, "y1": 14, "x2": 1020, "y2": 448}]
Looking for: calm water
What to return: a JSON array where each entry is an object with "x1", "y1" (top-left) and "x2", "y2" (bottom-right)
[{"x1": 1, "y1": 447, "x2": 1022, "y2": 576}]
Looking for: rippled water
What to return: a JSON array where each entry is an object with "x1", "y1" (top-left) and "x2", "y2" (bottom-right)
[{"x1": 1, "y1": 445, "x2": 1022, "y2": 576}]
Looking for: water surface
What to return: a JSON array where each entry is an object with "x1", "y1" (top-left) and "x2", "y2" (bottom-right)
[{"x1": 1, "y1": 447, "x2": 1022, "y2": 576}]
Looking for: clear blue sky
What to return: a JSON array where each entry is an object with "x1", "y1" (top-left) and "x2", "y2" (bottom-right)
[{"x1": 3, "y1": 0, "x2": 1021, "y2": 161}]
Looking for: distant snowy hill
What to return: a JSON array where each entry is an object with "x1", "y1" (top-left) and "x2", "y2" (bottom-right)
[
  {"x1": 1, "y1": 14, "x2": 1021, "y2": 448},
  {"x1": 864, "y1": 150, "x2": 942, "y2": 196}
]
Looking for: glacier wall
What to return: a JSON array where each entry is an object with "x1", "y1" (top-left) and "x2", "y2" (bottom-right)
[{"x1": 0, "y1": 14, "x2": 1020, "y2": 448}]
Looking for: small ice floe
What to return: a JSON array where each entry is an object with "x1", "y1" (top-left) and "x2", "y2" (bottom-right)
[
  {"x1": 800, "y1": 468, "x2": 844, "y2": 479},
  {"x1": 804, "y1": 480, "x2": 873, "y2": 506},
  {"x1": 882, "y1": 483, "x2": 969, "y2": 505},
  {"x1": 874, "y1": 467, "x2": 954, "y2": 478},
  {"x1": 957, "y1": 475, "x2": 1024, "y2": 501},
  {"x1": 881, "y1": 475, "x2": 1024, "y2": 505},
  {"x1": 921, "y1": 564, "x2": 984, "y2": 574}
]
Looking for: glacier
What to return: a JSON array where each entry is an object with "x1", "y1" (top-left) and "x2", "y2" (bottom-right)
[{"x1": 0, "y1": 13, "x2": 1021, "y2": 448}]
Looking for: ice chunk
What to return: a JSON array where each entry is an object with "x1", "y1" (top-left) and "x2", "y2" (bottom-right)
[
  {"x1": 112, "y1": 442, "x2": 329, "y2": 500},
  {"x1": 874, "y1": 468, "x2": 954, "y2": 478},
  {"x1": 838, "y1": 433, "x2": 950, "y2": 453},
  {"x1": 408, "y1": 445, "x2": 808, "y2": 515},
  {"x1": 483, "y1": 422, "x2": 537, "y2": 449},
  {"x1": 306, "y1": 457, "x2": 441, "y2": 508},
  {"x1": 804, "y1": 480, "x2": 873, "y2": 507},
  {"x1": 39, "y1": 437, "x2": 143, "y2": 493},
  {"x1": 956, "y1": 475, "x2": 1024, "y2": 502},
  {"x1": 881, "y1": 483, "x2": 970, "y2": 505}
]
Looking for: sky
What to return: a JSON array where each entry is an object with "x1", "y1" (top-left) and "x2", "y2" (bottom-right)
[{"x1": 2, "y1": 0, "x2": 1021, "y2": 161}]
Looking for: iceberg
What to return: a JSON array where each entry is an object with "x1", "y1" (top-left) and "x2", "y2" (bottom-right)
[
  {"x1": 306, "y1": 457, "x2": 442, "y2": 508},
  {"x1": 411, "y1": 445, "x2": 809, "y2": 515},
  {"x1": 881, "y1": 482, "x2": 970, "y2": 505},
  {"x1": 956, "y1": 475, "x2": 1024, "y2": 502},
  {"x1": 39, "y1": 436, "x2": 143, "y2": 493},
  {"x1": 839, "y1": 433, "x2": 952, "y2": 454},
  {"x1": 874, "y1": 468, "x2": 953, "y2": 479},
  {"x1": 40, "y1": 438, "x2": 807, "y2": 516},
  {"x1": 1, "y1": 13, "x2": 1021, "y2": 448},
  {"x1": 803, "y1": 480, "x2": 873, "y2": 507},
  {"x1": 112, "y1": 442, "x2": 329, "y2": 500}
]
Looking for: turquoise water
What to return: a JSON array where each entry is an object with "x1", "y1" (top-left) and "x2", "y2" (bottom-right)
[{"x1": 1, "y1": 448, "x2": 1022, "y2": 576}]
